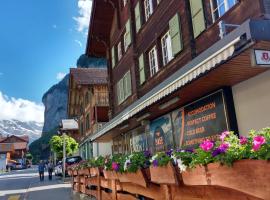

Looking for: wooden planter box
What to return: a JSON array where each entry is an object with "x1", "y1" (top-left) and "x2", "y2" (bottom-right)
[
  {"x1": 207, "y1": 160, "x2": 270, "y2": 200},
  {"x1": 90, "y1": 167, "x2": 102, "y2": 177},
  {"x1": 103, "y1": 170, "x2": 118, "y2": 180},
  {"x1": 150, "y1": 162, "x2": 178, "y2": 185},
  {"x1": 182, "y1": 165, "x2": 207, "y2": 185},
  {"x1": 67, "y1": 169, "x2": 73, "y2": 176},
  {"x1": 73, "y1": 170, "x2": 78, "y2": 176},
  {"x1": 117, "y1": 168, "x2": 150, "y2": 187},
  {"x1": 78, "y1": 168, "x2": 89, "y2": 175}
]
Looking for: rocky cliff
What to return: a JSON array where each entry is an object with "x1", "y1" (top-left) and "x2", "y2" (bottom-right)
[{"x1": 42, "y1": 74, "x2": 69, "y2": 134}]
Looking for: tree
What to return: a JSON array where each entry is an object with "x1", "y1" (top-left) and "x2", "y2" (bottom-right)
[
  {"x1": 49, "y1": 135, "x2": 78, "y2": 159},
  {"x1": 26, "y1": 153, "x2": 33, "y2": 160}
]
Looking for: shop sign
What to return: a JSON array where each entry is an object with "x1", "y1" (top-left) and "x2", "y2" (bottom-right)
[
  {"x1": 253, "y1": 49, "x2": 270, "y2": 66},
  {"x1": 150, "y1": 114, "x2": 174, "y2": 152},
  {"x1": 178, "y1": 90, "x2": 229, "y2": 148}
]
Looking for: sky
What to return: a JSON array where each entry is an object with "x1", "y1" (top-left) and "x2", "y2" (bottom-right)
[{"x1": 0, "y1": 0, "x2": 92, "y2": 123}]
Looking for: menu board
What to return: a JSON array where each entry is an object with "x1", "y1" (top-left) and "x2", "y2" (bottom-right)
[{"x1": 180, "y1": 91, "x2": 228, "y2": 148}]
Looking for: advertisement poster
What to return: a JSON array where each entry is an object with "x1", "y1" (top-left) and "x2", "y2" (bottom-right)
[
  {"x1": 131, "y1": 132, "x2": 148, "y2": 152},
  {"x1": 150, "y1": 114, "x2": 174, "y2": 152},
  {"x1": 171, "y1": 109, "x2": 184, "y2": 148},
  {"x1": 180, "y1": 91, "x2": 228, "y2": 148}
]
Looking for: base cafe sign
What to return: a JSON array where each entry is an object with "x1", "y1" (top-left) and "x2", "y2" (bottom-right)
[{"x1": 180, "y1": 90, "x2": 229, "y2": 148}]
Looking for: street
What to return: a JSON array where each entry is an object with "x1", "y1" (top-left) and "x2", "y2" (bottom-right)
[{"x1": 0, "y1": 167, "x2": 72, "y2": 200}]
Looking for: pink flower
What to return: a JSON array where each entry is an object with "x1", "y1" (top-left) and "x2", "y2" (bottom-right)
[
  {"x1": 220, "y1": 131, "x2": 230, "y2": 142},
  {"x1": 200, "y1": 139, "x2": 214, "y2": 152},
  {"x1": 252, "y1": 136, "x2": 266, "y2": 151},
  {"x1": 112, "y1": 162, "x2": 119, "y2": 171},
  {"x1": 219, "y1": 142, "x2": 230, "y2": 151},
  {"x1": 240, "y1": 136, "x2": 248, "y2": 145}
]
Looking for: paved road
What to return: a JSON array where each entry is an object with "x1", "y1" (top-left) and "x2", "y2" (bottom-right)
[{"x1": 0, "y1": 168, "x2": 72, "y2": 200}]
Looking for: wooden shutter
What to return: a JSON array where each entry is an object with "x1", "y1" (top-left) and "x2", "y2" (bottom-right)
[
  {"x1": 126, "y1": 19, "x2": 132, "y2": 47},
  {"x1": 117, "y1": 79, "x2": 124, "y2": 104},
  {"x1": 189, "y1": 0, "x2": 206, "y2": 38},
  {"x1": 169, "y1": 13, "x2": 183, "y2": 56},
  {"x1": 135, "y1": 2, "x2": 141, "y2": 33},
  {"x1": 124, "y1": 71, "x2": 132, "y2": 98},
  {"x1": 111, "y1": 47, "x2": 115, "y2": 68},
  {"x1": 139, "y1": 54, "x2": 145, "y2": 84}
]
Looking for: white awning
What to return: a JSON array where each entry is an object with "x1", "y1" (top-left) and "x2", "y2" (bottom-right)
[{"x1": 61, "y1": 119, "x2": 78, "y2": 131}]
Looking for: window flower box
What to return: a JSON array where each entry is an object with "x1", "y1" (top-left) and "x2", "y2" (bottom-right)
[
  {"x1": 150, "y1": 162, "x2": 178, "y2": 185},
  {"x1": 103, "y1": 170, "x2": 119, "y2": 180},
  {"x1": 117, "y1": 168, "x2": 150, "y2": 187}
]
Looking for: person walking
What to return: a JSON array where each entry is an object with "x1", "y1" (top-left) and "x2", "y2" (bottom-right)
[
  {"x1": 38, "y1": 161, "x2": 45, "y2": 181},
  {"x1": 48, "y1": 162, "x2": 54, "y2": 180}
]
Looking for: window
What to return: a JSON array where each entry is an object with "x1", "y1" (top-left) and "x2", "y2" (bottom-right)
[
  {"x1": 211, "y1": 0, "x2": 237, "y2": 21},
  {"x1": 80, "y1": 122, "x2": 84, "y2": 135},
  {"x1": 123, "y1": 0, "x2": 127, "y2": 7},
  {"x1": 118, "y1": 42, "x2": 122, "y2": 61},
  {"x1": 111, "y1": 47, "x2": 115, "y2": 68},
  {"x1": 124, "y1": 20, "x2": 131, "y2": 51},
  {"x1": 149, "y1": 46, "x2": 159, "y2": 77},
  {"x1": 161, "y1": 32, "x2": 173, "y2": 66},
  {"x1": 144, "y1": 0, "x2": 153, "y2": 21},
  {"x1": 86, "y1": 114, "x2": 90, "y2": 130},
  {"x1": 117, "y1": 71, "x2": 132, "y2": 104},
  {"x1": 138, "y1": 54, "x2": 145, "y2": 84}
]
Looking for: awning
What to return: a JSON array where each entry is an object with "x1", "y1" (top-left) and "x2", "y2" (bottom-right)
[
  {"x1": 61, "y1": 119, "x2": 78, "y2": 131},
  {"x1": 86, "y1": 19, "x2": 270, "y2": 142}
]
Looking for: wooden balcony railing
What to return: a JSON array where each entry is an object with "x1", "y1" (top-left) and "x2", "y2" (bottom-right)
[{"x1": 92, "y1": 92, "x2": 109, "y2": 107}]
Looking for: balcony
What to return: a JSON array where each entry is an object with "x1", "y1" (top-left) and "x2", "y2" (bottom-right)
[{"x1": 92, "y1": 92, "x2": 109, "y2": 107}]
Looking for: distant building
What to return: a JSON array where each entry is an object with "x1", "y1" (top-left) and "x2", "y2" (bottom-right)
[
  {"x1": 0, "y1": 135, "x2": 29, "y2": 169},
  {"x1": 67, "y1": 68, "x2": 111, "y2": 159}
]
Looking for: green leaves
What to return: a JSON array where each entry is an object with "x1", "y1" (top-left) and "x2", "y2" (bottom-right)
[{"x1": 49, "y1": 135, "x2": 78, "y2": 159}]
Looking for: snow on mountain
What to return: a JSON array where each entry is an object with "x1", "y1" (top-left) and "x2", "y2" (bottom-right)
[{"x1": 0, "y1": 119, "x2": 43, "y2": 143}]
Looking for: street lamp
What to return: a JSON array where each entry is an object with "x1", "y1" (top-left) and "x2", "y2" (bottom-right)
[{"x1": 58, "y1": 128, "x2": 66, "y2": 180}]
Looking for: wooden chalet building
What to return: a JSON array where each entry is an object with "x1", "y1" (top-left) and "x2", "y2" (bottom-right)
[
  {"x1": 68, "y1": 68, "x2": 111, "y2": 159},
  {"x1": 82, "y1": 0, "x2": 270, "y2": 154},
  {"x1": 0, "y1": 135, "x2": 29, "y2": 166}
]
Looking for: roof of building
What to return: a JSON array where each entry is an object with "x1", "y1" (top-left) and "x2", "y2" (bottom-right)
[
  {"x1": 70, "y1": 68, "x2": 107, "y2": 85},
  {"x1": 0, "y1": 135, "x2": 29, "y2": 143},
  {"x1": 61, "y1": 119, "x2": 79, "y2": 131}
]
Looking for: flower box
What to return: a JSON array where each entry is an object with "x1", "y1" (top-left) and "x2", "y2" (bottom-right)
[
  {"x1": 78, "y1": 169, "x2": 85, "y2": 176},
  {"x1": 117, "y1": 168, "x2": 150, "y2": 187},
  {"x1": 90, "y1": 167, "x2": 102, "y2": 177},
  {"x1": 182, "y1": 165, "x2": 207, "y2": 185},
  {"x1": 73, "y1": 170, "x2": 78, "y2": 176},
  {"x1": 207, "y1": 160, "x2": 270, "y2": 200},
  {"x1": 150, "y1": 162, "x2": 178, "y2": 185},
  {"x1": 103, "y1": 170, "x2": 118, "y2": 180},
  {"x1": 67, "y1": 169, "x2": 73, "y2": 176}
]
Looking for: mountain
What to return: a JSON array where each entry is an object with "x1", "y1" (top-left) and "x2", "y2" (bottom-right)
[
  {"x1": 42, "y1": 74, "x2": 69, "y2": 134},
  {"x1": 0, "y1": 119, "x2": 43, "y2": 143}
]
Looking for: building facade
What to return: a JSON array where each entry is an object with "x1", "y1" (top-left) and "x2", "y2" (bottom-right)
[
  {"x1": 68, "y1": 68, "x2": 112, "y2": 159},
  {"x1": 83, "y1": 0, "x2": 270, "y2": 154}
]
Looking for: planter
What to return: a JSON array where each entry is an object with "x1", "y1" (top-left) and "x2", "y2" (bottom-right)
[
  {"x1": 78, "y1": 168, "x2": 88, "y2": 176},
  {"x1": 207, "y1": 160, "x2": 270, "y2": 200},
  {"x1": 150, "y1": 162, "x2": 178, "y2": 185},
  {"x1": 73, "y1": 170, "x2": 78, "y2": 176},
  {"x1": 90, "y1": 167, "x2": 102, "y2": 177},
  {"x1": 117, "y1": 168, "x2": 150, "y2": 187},
  {"x1": 182, "y1": 165, "x2": 207, "y2": 185},
  {"x1": 67, "y1": 169, "x2": 73, "y2": 176},
  {"x1": 103, "y1": 170, "x2": 118, "y2": 180}
]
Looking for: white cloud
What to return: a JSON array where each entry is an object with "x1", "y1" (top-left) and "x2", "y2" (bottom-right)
[
  {"x1": 56, "y1": 72, "x2": 67, "y2": 80},
  {"x1": 0, "y1": 91, "x2": 44, "y2": 123},
  {"x1": 52, "y1": 24, "x2": 57, "y2": 29},
  {"x1": 74, "y1": 40, "x2": 82, "y2": 47},
  {"x1": 73, "y1": 0, "x2": 92, "y2": 35}
]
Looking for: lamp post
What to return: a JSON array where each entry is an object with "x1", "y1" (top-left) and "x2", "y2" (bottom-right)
[{"x1": 62, "y1": 132, "x2": 66, "y2": 180}]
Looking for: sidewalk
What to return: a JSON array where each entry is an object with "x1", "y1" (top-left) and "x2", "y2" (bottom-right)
[{"x1": 24, "y1": 175, "x2": 72, "y2": 200}]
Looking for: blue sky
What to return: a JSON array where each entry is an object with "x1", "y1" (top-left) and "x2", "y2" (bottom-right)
[{"x1": 0, "y1": 0, "x2": 92, "y2": 122}]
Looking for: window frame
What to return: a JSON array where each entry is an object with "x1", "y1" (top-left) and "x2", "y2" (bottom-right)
[
  {"x1": 161, "y1": 31, "x2": 173, "y2": 66},
  {"x1": 144, "y1": 0, "x2": 153, "y2": 21},
  {"x1": 117, "y1": 41, "x2": 122, "y2": 61},
  {"x1": 148, "y1": 46, "x2": 159, "y2": 77},
  {"x1": 210, "y1": 0, "x2": 237, "y2": 22}
]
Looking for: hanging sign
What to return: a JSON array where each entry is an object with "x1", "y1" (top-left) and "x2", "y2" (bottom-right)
[{"x1": 253, "y1": 49, "x2": 270, "y2": 66}]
